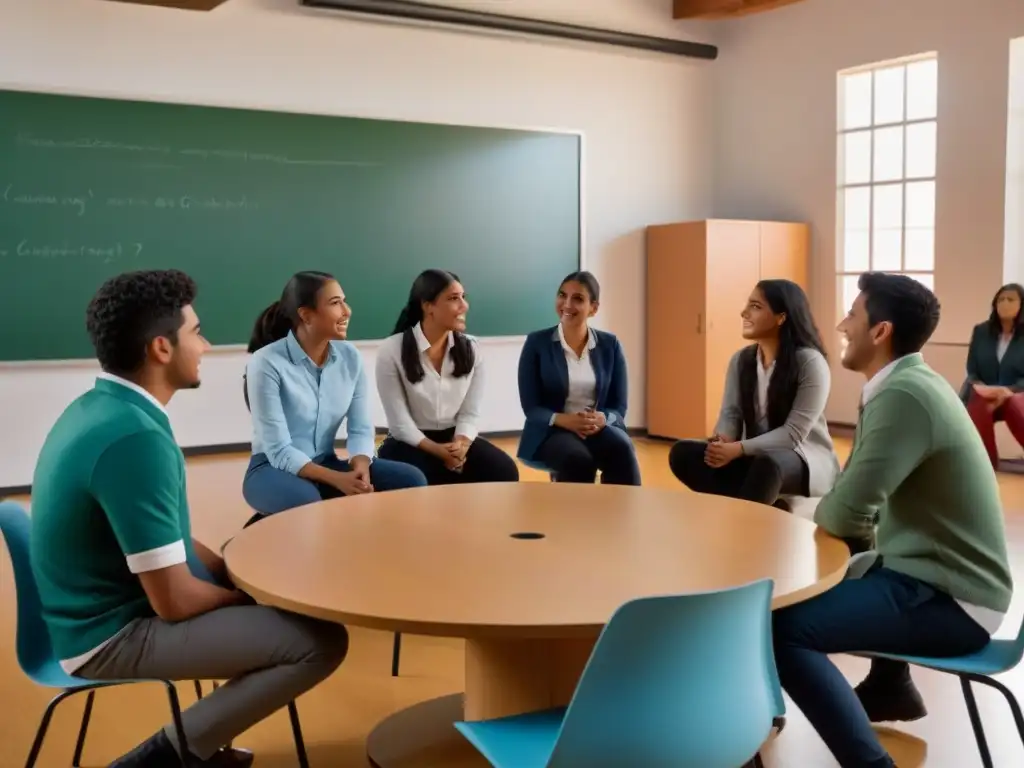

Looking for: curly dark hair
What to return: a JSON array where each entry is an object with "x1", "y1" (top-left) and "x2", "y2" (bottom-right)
[{"x1": 86, "y1": 269, "x2": 198, "y2": 375}]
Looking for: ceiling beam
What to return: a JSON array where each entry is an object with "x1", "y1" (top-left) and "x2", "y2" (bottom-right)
[
  {"x1": 102, "y1": 0, "x2": 230, "y2": 10},
  {"x1": 673, "y1": 0, "x2": 805, "y2": 19}
]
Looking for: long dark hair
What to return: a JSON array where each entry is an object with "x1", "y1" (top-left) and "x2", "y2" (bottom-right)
[
  {"x1": 739, "y1": 279, "x2": 827, "y2": 434},
  {"x1": 393, "y1": 269, "x2": 475, "y2": 384},
  {"x1": 248, "y1": 271, "x2": 335, "y2": 353},
  {"x1": 987, "y1": 283, "x2": 1024, "y2": 338}
]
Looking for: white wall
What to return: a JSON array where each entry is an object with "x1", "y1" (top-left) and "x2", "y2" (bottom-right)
[
  {"x1": 711, "y1": 0, "x2": 1024, "y2": 424},
  {"x1": 0, "y1": 0, "x2": 717, "y2": 488},
  {"x1": 1006, "y1": 37, "x2": 1024, "y2": 285}
]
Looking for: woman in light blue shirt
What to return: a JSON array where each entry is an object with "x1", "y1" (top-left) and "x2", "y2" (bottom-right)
[{"x1": 242, "y1": 271, "x2": 427, "y2": 523}]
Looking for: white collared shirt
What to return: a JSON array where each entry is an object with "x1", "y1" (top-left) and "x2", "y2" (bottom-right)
[
  {"x1": 756, "y1": 352, "x2": 775, "y2": 431},
  {"x1": 375, "y1": 324, "x2": 484, "y2": 447},
  {"x1": 97, "y1": 371, "x2": 169, "y2": 415},
  {"x1": 558, "y1": 324, "x2": 598, "y2": 419},
  {"x1": 848, "y1": 353, "x2": 1004, "y2": 634},
  {"x1": 998, "y1": 334, "x2": 1011, "y2": 362}
]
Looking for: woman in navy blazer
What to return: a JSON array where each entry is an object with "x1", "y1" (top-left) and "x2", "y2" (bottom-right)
[{"x1": 517, "y1": 271, "x2": 641, "y2": 485}]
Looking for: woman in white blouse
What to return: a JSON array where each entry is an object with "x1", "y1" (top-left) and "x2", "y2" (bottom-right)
[{"x1": 375, "y1": 269, "x2": 520, "y2": 485}]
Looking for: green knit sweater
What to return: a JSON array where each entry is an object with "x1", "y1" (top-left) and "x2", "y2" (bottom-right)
[{"x1": 814, "y1": 354, "x2": 1013, "y2": 613}]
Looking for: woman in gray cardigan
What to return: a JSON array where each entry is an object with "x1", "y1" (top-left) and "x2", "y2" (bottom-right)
[{"x1": 668, "y1": 279, "x2": 840, "y2": 508}]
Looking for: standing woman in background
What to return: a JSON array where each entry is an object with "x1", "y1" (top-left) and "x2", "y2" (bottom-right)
[
  {"x1": 961, "y1": 282, "x2": 1024, "y2": 469},
  {"x1": 376, "y1": 269, "x2": 519, "y2": 484},
  {"x1": 516, "y1": 270, "x2": 641, "y2": 485},
  {"x1": 242, "y1": 271, "x2": 426, "y2": 523},
  {"x1": 668, "y1": 279, "x2": 838, "y2": 508}
]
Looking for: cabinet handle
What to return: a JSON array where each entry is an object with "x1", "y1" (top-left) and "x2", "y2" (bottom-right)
[{"x1": 696, "y1": 313, "x2": 702, "y2": 333}]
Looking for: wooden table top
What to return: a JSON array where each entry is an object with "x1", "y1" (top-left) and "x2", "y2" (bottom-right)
[{"x1": 224, "y1": 482, "x2": 850, "y2": 639}]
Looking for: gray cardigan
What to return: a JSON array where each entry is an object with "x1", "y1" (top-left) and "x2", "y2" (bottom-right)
[{"x1": 714, "y1": 346, "x2": 840, "y2": 497}]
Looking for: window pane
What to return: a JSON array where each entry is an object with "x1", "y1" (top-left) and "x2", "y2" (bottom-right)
[
  {"x1": 905, "y1": 121, "x2": 937, "y2": 178},
  {"x1": 874, "y1": 65, "x2": 905, "y2": 124},
  {"x1": 842, "y1": 274, "x2": 862, "y2": 315},
  {"x1": 906, "y1": 58, "x2": 938, "y2": 121},
  {"x1": 843, "y1": 229, "x2": 870, "y2": 272},
  {"x1": 844, "y1": 187, "x2": 871, "y2": 230},
  {"x1": 843, "y1": 130, "x2": 872, "y2": 184},
  {"x1": 842, "y1": 71, "x2": 873, "y2": 130},
  {"x1": 872, "y1": 228, "x2": 902, "y2": 271},
  {"x1": 910, "y1": 272, "x2": 934, "y2": 292},
  {"x1": 873, "y1": 183, "x2": 903, "y2": 229},
  {"x1": 905, "y1": 181, "x2": 935, "y2": 228},
  {"x1": 905, "y1": 228, "x2": 935, "y2": 271},
  {"x1": 873, "y1": 126, "x2": 904, "y2": 182}
]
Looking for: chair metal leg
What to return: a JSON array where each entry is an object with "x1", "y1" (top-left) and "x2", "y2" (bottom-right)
[
  {"x1": 288, "y1": 700, "x2": 309, "y2": 768},
  {"x1": 961, "y1": 676, "x2": 994, "y2": 768},
  {"x1": 392, "y1": 632, "x2": 402, "y2": 677},
  {"x1": 194, "y1": 680, "x2": 204, "y2": 700},
  {"x1": 71, "y1": 690, "x2": 96, "y2": 767},
  {"x1": 965, "y1": 672, "x2": 1024, "y2": 749},
  {"x1": 24, "y1": 689, "x2": 76, "y2": 768},
  {"x1": 163, "y1": 681, "x2": 195, "y2": 767}
]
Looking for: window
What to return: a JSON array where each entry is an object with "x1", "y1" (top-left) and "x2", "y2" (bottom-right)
[{"x1": 837, "y1": 54, "x2": 938, "y2": 317}]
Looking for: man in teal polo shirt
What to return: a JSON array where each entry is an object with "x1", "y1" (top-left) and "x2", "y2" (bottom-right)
[
  {"x1": 30, "y1": 269, "x2": 349, "y2": 767},
  {"x1": 771, "y1": 272, "x2": 1013, "y2": 768}
]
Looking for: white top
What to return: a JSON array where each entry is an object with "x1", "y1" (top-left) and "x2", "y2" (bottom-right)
[
  {"x1": 998, "y1": 334, "x2": 1011, "y2": 362},
  {"x1": 375, "y1": 323, "x2": 484, "y2": 446},
  {"x1": 552, "y1": 325, "x2": 598, "y2": 426},
  {"x1": 850, "y1": 357, "x2": 1004, "y2": 635},
  {"x1": 755, "y1": 351, "x2": 776, "y2": 431}
]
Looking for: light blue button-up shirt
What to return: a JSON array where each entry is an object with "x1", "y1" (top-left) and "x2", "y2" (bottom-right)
[{"x1": 247, "y1": 331, "x2": 376, "y2": 474}]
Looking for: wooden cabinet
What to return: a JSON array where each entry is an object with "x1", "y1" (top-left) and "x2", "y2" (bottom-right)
[{"x1": 645, "y1": 219, "x2": 809, "y2": 440}]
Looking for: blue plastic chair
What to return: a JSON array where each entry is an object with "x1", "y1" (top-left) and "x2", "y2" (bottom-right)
[
  {"x1": 519, "y1": 457, "x2": 558, "y2": 482},
  {"x1": 0, "y1": 500, "x2": 308, "y2": 768},
  {"x1": 856, "y1": 613, "x2": 1024, "y2": 768},
  {"x1": 455, "y1": 578, "x2": 781, "y2": 767}
]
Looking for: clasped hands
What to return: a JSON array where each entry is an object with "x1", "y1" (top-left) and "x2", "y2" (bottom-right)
[
  {"x1": 332, "y1": 455, "x2": 375, "y2": 495},
  {"x1": 429, "y1": 436, "x2": 472, "y2": 471},
  {"x1": 704, "y1": 433, "x2": 743, "y2": 468},
  {"x1": 554, "y1": 409, "x2": 606, "y2": 439},
  {"x1": 973, "y1": 383, "x2": 1014, "y2": 409}
]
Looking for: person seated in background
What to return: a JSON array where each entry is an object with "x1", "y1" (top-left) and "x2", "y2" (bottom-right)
[
  {"x1": 242, "y1": 270, "x2": 426, "y2": 523},
  {"x1": 668, "y1": 279, "x2": 839, "y2": 509},
  {"x1": 961, "y1": 282, "x2": 1024, "y2": 470},
  {"x1": 516, "y1": 270, "x2": 641, "y2": 485},
  {"x1": 30, "y1": 270, "x2": 348, "y2": 767},
  {"x1": 375, "y1": 269, "x2": 519, "y2": 484},
  {"x1": 773, "y1": 272, "x2": 1012, "y2": 768}
]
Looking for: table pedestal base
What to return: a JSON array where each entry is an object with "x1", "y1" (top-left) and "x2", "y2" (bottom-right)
[{"x1": 366, "y1": 694, "x2": 483, "y2": 768}]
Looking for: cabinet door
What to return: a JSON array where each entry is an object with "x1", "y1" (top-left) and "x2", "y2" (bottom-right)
[
  {"x1": 705, "y1": 221, "x2": 760, "y2": 435},
  {"x1": 759, "y1": 222, "x2": 809, "y2": 290},
  {"x1": 646, "y1": 223, "x2": 707, "y2": 439}
]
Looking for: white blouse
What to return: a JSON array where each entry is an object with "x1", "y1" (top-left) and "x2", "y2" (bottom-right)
[
  {"x1": 375, "y1": 323, "x2": 484, "y2": 446},
  {"x1": 552, "y1": 324, "x2": 598, "y2": 424}
]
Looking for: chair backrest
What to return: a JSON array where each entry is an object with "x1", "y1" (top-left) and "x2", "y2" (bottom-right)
[
  {"x1": 547, "y1": 578, "x2": 781, "y2": 768},
  {"x1": 0, "y1": 501, "x2": 58, "y2": 679}
]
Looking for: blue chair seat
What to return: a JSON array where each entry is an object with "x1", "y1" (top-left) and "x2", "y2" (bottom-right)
[
  {"x1": 519, "y1": 457, "x2": 558, "y2": 481},
  {"x1": 455, "y1": 707, "x2": 565, "y2": 767}
]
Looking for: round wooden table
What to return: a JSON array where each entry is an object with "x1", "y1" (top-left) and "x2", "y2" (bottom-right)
[{"x1": 225, "y1": 482, "x2": 850, "y2": 768}]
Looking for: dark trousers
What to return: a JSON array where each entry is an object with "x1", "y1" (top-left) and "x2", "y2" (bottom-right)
[
  {"x1": 773, "y1": 566, "x2": 989, "y2": 767},
  {"x1": 535, "y1": 426, "x2": 641, "y2": 485},
  {"x1": 242, "y1": 453, "x2": 427, "y2": 516},
  {"x1": 667, "y1": 439, "x2": 808, "y2": 505},
  {"x1": 377, "y1": 428, "x2": 520, "y2": 486}
]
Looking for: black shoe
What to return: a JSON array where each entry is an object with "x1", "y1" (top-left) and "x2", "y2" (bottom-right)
[
  {"x1": 243, "y1": 513, "x2": 263, "y2": 529},
  {"x1": 108, "y1": 731, "x2": 181, "y2": 767},
  {"x1": 205, "y1": 747, "x2": 255, "y2": 767},
  {"x1": 855, "y1": 675, "x2": 928, "y2": 722},
  {"x1": 771, "y1": 498, "x2": 792, "y2": 513}
]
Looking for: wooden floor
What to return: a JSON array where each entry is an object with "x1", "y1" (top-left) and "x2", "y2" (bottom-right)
[{"x1": 3, "y1": 437, "x2": 1024, "y2": 767}]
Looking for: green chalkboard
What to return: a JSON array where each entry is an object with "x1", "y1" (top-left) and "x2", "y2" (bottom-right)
[{"x1": 0, "y1": 89, "x2": 580, "y2": 361}]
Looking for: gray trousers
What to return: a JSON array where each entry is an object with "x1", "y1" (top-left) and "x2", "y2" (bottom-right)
[{"x1": 77, "y1": 606, "x2": 348, "y2": 759}]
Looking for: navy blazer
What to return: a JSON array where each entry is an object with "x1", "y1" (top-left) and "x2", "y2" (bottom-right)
[
  {"x1": 961, "y1": 321, "x2": 1024, "y2": 403},
  {"x1": 516, "y1": 325, "x2": 629, "y2": 461}
]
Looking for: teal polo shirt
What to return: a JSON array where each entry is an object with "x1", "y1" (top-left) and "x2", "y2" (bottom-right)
[{"x1": 30, "y1": 374, "x2": 195, "y2": 671}]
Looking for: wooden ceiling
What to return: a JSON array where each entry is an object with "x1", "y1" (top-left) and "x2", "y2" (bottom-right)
[{"x1": 673, "y1": 0, "x2": 807, "y2": 19}]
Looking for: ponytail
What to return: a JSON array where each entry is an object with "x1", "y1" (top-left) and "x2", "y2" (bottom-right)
[
  {"x1": 395, "y1": 301, "x2": 426, "y2": 384},
  {"x1": 247, "y1": 301, "x2": 291, "y2": 353}
]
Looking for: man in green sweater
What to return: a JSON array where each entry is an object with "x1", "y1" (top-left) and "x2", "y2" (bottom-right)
[
  {"x1": 772, "y1": 272, "x2": 1013, "y2": 768},
  {"x1": 30, "y1": 270, "x2": 349, "y2": 767}
]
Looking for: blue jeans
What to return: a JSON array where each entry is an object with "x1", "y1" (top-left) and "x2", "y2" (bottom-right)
[
  {"x1": 772, "y1": 565, "x2": 990, "y2": 767},
  {"x1": 242, "y1": 453, "x2": 427, "y2": 516}
]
